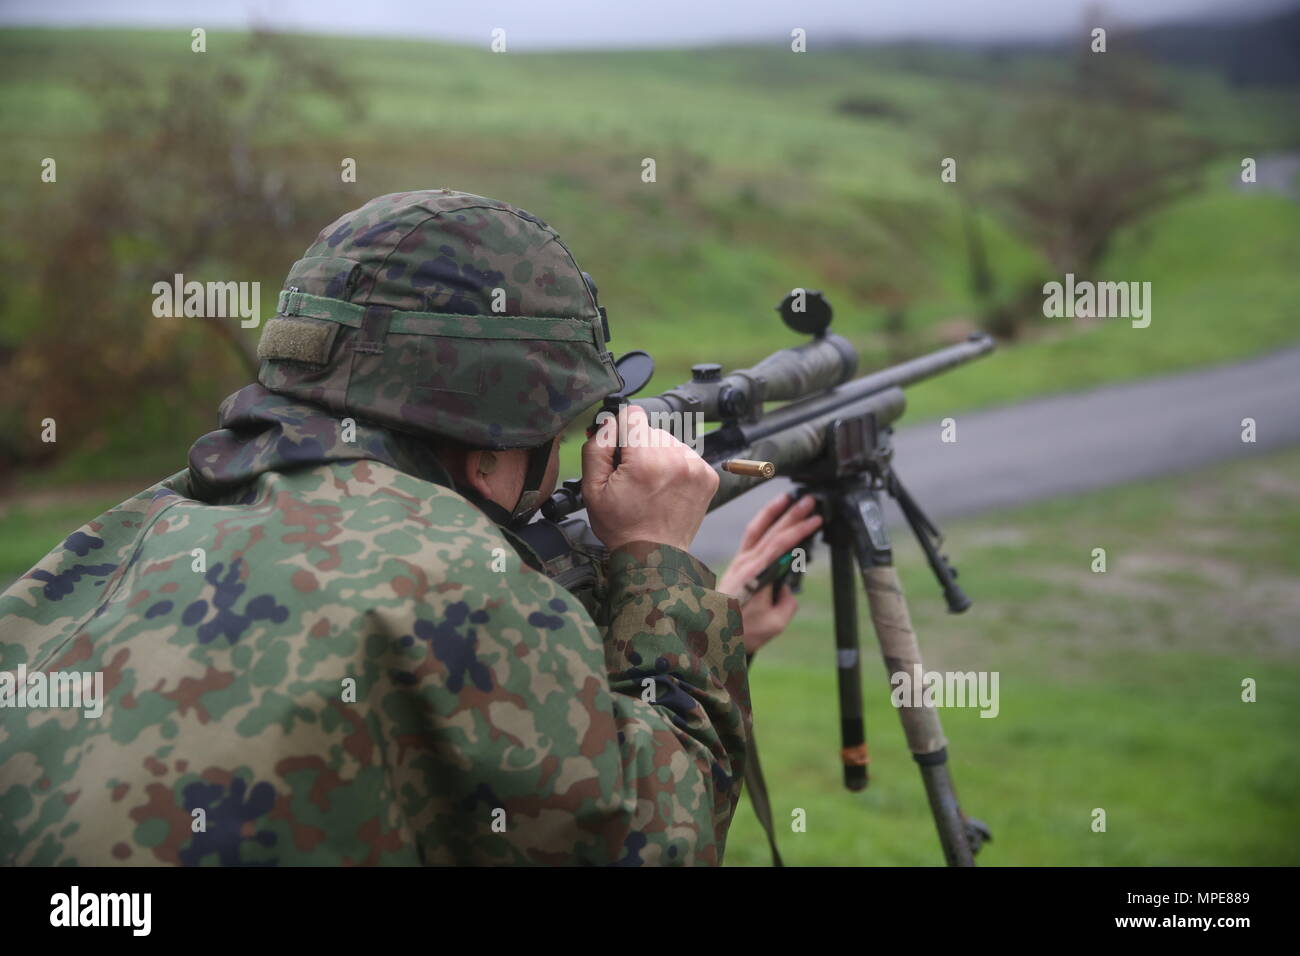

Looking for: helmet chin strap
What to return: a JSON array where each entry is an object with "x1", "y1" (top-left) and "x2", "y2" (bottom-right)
[{"x1": 508, "y1": 441, "x2": 555, "y2": 527}]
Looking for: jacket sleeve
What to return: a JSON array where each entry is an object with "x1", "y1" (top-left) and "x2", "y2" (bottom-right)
[
  {"x1": 599, "y1": 541, "x2": 751, "y2": 861},
  {"x1": 376, "y1": 536, "x2": 750, "y2": 866}
]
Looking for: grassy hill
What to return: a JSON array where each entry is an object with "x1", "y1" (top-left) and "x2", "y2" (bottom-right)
[{"x1": 0, "y1": 27, "x2": 1296, "y2": 484}]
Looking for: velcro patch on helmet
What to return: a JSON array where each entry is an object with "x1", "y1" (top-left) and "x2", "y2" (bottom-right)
[{"x1": 257, "y1": 317, "x2": 339, "y2": 365}]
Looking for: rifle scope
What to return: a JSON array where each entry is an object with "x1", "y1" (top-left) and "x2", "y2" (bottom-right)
[{"x1": 633, "y1": 290, "x2": 857, "y2": 424}]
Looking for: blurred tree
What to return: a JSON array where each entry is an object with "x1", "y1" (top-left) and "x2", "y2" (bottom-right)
[
  {"x1": 926, "y1": 32, "x2": 1215, "y2": 341},
  {"x1": 0, "y1": 32, "x2": 364, "y2": 483},
  {"x1": 992, "y1": 27, "x2": 1215, "y2": 281},
  {"x1": 993, "y1": 95, "x2": 1212, "y2": 279},
  {"x1": 925, "y1": 92, "x2": 1013, "y2": 338}
]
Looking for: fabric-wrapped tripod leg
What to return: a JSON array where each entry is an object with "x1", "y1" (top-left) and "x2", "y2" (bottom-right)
[{"x1": 862, "y1": 564, "x2": 976, "y2": 867}]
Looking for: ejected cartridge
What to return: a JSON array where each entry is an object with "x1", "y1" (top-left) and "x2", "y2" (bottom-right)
[{"x1": 721, "y1": 459, "x2": 776, "y2": 479}]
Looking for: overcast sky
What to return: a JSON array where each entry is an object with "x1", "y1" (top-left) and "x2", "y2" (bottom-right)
[{"x1": 0, "y1": 0, "x2": 1290, "y2": 48}]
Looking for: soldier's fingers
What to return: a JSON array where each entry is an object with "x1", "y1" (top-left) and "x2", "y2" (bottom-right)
[
  {"x1": 618, "y1": 405, "x2": 653, "y2": 461},
  {"x1": 739, "y1": 493, "x2": 798, "y2": 552},
  {"x1": 756, "y1": 495, "x2": 819, "y2": 552},
  {"x1": 690, "y1": 451, "x2": 720, "y2": 494},
  {"x1": 639, "y1": 416, "x2": 694, "y2": 462},
  {"x1": 759, "y1": 513, "x2": 823, "y2": 567},
  {"x1": 581, "y1": 413, "x2": 618, "y2": 487}
]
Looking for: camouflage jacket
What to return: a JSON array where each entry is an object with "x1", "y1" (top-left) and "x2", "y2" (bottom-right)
[{"x1": 0, "y1": 386, "x2": 751, "y2": 865}]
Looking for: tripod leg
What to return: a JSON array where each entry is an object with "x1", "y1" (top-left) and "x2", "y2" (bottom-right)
[
  {"x1": 861, "y1": 564, "x2": 976, "y2": 867},
  {"x1": 829, "y1": 530, "x2": 869, "y2": 791}
]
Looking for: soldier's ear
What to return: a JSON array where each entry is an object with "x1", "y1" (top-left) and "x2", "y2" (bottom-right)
[
  {"x1": 464, "y1": 450, "x2": 493, "y2": 499},
  {"x1": 465, "y1": 449, "x2": 527, "y2": 508}
]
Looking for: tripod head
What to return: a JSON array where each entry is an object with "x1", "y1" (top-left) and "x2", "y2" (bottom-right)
[{"x1": 773, "y1": 405, "x2": 972, "y2": 615}]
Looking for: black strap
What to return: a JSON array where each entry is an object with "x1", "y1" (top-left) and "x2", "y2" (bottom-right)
[
  {"x1": 743, "y1": 653, "x2": 784, "y2": 866},
  {"x1": 509, "y1": 442, "x2": 554, "y2": 523},
  {"x1": 912, "y1": 747, "x2": 949, "y2": 767},
  {"x1": 442, "y1": 462, "x2": 549, "y2": 576}
]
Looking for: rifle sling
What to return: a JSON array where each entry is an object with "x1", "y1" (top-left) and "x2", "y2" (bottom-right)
[{"x1": 743, "y1": 652, "x2": 784, "y2": 867}]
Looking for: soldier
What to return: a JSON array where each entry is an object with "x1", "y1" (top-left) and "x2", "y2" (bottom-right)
[{"x1": 0, "y1": 189, "x2": 822, "y2": 865}]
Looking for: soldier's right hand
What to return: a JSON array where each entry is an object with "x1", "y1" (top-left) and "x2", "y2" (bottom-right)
[{"x1": 582, "y1": 404, "x2": 719, "y2": 553}]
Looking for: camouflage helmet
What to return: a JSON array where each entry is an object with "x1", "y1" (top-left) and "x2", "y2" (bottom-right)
[{"x1": 255, "y1": 189, "x2": 622, "y2": 450}]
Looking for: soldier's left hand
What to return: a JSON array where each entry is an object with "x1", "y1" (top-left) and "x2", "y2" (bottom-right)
[{"x1": 718, "y1": 492, "x2": 822, "y2": 656}]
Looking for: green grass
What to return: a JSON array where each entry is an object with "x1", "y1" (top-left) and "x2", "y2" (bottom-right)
[{"x1": 722, "y1": 446, "x2": 1300, "y2": 865}]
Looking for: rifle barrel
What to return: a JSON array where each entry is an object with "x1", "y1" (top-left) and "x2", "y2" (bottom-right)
[
  {"x1": 700, "y1": 334, "x2": 994, "y2": 510},
  {"x1": 737, "y1": 333, "x2": 994, "y2": 447}
]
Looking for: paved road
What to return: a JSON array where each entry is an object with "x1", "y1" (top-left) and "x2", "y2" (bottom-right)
[
  {"x1": 691, "y1": 345, "x2": 1300, "y2": 565},
  {"x1": 1231, "y1": 152, "x2": 1300, "y2": 200}
]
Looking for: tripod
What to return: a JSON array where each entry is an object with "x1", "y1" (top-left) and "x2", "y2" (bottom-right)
[{"x1": 751, "y1": 410, "x2": 991, "y2": 866}]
